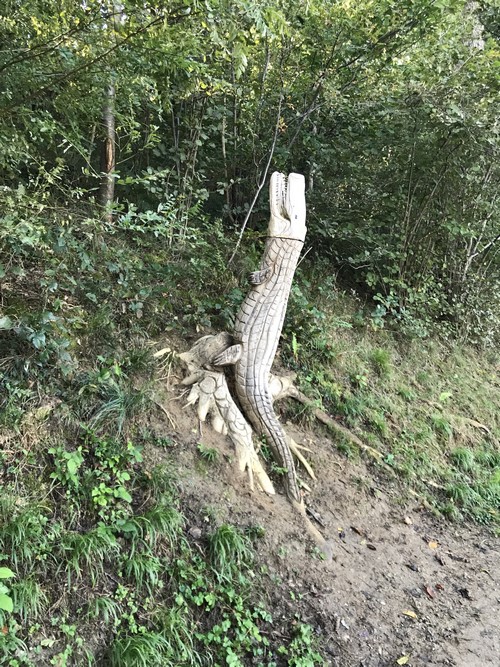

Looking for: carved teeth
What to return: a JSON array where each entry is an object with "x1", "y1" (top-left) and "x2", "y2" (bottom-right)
[
  {"x1": 271, "y1": 171, "x2": 287, "y2": 218},
  {"x1": 286, "y1": 173, "x2": 306, "y2": 223},
  {"x1": 283, "y1": 177, "x2": 288, "y2": 217}
]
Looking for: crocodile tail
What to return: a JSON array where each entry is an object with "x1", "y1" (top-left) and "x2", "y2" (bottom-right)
[{"x1": 255, "y1": 396, "x2": 302, "y2": 504}]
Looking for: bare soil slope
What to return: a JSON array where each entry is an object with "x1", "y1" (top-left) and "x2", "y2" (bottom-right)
[{"x1": 149, "y1": 381, "x2": 500, "y2": 667}]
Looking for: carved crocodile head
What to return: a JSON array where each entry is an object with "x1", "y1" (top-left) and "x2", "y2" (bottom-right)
[{"x1": 268, "y1": 172, "x2": 306, "y2": 242}]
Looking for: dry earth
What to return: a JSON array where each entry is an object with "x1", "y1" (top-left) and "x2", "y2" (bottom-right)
[{"x1": 148, "y1": 369, "x2": 499, "y2": 667}]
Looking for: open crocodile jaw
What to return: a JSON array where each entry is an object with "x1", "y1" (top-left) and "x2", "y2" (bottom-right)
[{"x1": 268, "y1": 172, "x2": 307, "y2": 242}]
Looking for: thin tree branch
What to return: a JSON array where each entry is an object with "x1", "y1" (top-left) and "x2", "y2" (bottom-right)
[{"x1": 228, "y1": 92, "x2": 283, "y2": 265}]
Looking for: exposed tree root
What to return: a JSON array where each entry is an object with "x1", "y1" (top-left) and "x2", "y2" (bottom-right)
[
  {"x1": 289, "y1": 437, "x2": 316, "y2": 480},
  {"x1": 152, "y1": 399, "x2": 177, "y2": 429},
  {"x1": 272, "y1": 378, "x2": 387, "y2": 464},
  {"x1": 291, "y1": 497, "x2": 334, "y2": 561}
]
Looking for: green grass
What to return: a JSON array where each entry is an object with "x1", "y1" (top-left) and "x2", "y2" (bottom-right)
[
  {"x1": 197, "y1": 442, "x2": 219, "y2": 463},
  {"x1": 450, "y1": 447, "x2": 476, "y2": 473},
  {"x1": 208, "y1": 524, "x2": 253, "y2": 582},
  {"x1": 9, "y1": 577, "x2": 48, "y2": 623},
  {"x1": 108, "y1": 631, "x2": 174, "y2": 667},
  {"x1": 0, "y1": 397, "x2": 325, "y2": 665},
  {"x1": 86, "y1": 595, "x2": 121, "y2": 626},
  {"x1": 60, "y1": 525, "x2": 120, "y2": 586},
  {"x1": 369, "y1": 347, "x2": 392, "y2": 377},
  {"x1": 283, "y1": 282, "x2": 500, "y2": 528}
]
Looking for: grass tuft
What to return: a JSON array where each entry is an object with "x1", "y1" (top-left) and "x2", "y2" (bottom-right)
[
  {"x1": 86, "y1": 595, "x2": 121, "y2": 625},
  {"x1": 197, "y1": 442, "x2": 218, "y2": 463},
  {"x1": 121, "y1": 551, "x2": 162, "y2": 595},
  {"x1": 90, "y1": 380, "x2": 151, "y2": 433},
  {"x1": 108, "y1": 632, "x2": 171, "y2": 667},
  {"x1": 10, "y1": 577, "x2": 48, "y2": 622},
  {"x1": 450, "y1": 447, "x2": 476, "y2": 472},
  {"x1": 154, "y1": 606, "x2": 201, "y2": 666},
  {"x1": 59, "y1": 524, "x2": 120, "y2": 585},
  {"x1": 208, "y1": 524, "x2": 253, "y2": 582},
  {"x1": 369, "y1": 348, "x2": 392, "y2": 377}
]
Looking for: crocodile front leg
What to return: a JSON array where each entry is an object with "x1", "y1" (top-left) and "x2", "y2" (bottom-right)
[{"x1": 179, "y1": 333, "x2": 275, "y2": 495}]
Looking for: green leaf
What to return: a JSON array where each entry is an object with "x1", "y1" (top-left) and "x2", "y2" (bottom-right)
[
  {"x1": 0, "y1": 316, "x2": 13, "y2": 330},
  {"x1": 114, "y1": 487, "x2": 132, "y2": 502},
  {"x1": 0, "y1": 568, "x2": 15, "y2": 579},
  {"x1": 0, "y1": 593, "x2": 13, "y2": 613},
  {"x1": 31, "y1": 331, "x2": 46, "y2": 349}
]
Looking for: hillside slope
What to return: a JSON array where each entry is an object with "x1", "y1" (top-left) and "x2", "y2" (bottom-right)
[
  {"x1": 1, "y1": 293, "x2": 498, "y2": 665},
  {"x1": 152, "y1": 371, "x2": 499, "y2": 667}
]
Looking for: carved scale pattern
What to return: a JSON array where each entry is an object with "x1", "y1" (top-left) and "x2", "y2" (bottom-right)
[{"x1": 234, "y1": 236, "x2": 304, "y2": 502}]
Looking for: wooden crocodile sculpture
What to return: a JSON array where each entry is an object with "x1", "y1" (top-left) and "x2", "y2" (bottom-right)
[
  {"x1": 213, "y1": 172, "x2": 306, "y2": 505},
  {"x1": 179, "y1": 172, "x2": 332, "y2": 557}
]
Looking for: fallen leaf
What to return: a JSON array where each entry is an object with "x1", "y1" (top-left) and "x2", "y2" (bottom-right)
[
  {"x1": 425, "y1": 585, "x2": 436, "y2": 599},
  {"x1": 428, "y1": 540, "x2": 439, "y2": 549},
  {"x1": 397, "y1": 656, "x2": 410, "y2": 665},
  {"x1": 435, "y1": 583, "x2": 444, "y2": 591},
  {"x1": 439, "y1": 391, "x2": 453, "y2": 404},
  {"x1": 34, "y1": 404, "x2": 53, "y2": 420},
  {"x1": 402, "y1": 610, "x2": 418, "y2": 619}
]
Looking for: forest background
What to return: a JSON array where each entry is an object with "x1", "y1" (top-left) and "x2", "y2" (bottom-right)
[{"x1": 1, "y1": 0, "x2": 499, "y2": 351}]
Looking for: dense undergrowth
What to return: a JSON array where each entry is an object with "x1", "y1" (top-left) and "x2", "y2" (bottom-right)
[
  {"x1": 0, "y1": 426, "x2": 324, "y2": 665},
  {"x1": 1, "y1": 191, "x2": 499, "y2": 663}
]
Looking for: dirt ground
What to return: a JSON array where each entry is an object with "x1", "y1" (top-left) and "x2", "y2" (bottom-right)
[{"x1": 149, "y1": 375, "x2": 499, "y2": 667}]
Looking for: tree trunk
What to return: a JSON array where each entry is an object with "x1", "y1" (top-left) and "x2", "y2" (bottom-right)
[{"x1": 99, "y1": 81, "x2": 116, "y2": 222}]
